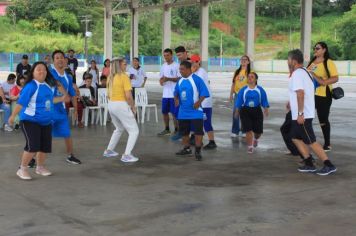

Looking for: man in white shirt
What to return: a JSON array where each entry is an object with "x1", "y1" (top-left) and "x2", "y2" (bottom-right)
[
  {"x1": 288, "y1": 49, "x2": 336, "y2": 176},
  {"x1": 157, "y1": 48, "x2": 180, "y2": 136}
]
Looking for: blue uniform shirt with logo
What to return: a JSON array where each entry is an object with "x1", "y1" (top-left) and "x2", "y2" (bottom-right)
[
  {"x1": 235, "y1": 85, "x2": 269, "y2": 109},
  {"x1": 174, "y1": 74, "x2": 210, "y2": 120},
  {"x1": 18, "y1": 80, "x2": 54, "y2": 126},
  {"x1": 50, "y1": 67, "x2": 75, "y2": 120}
]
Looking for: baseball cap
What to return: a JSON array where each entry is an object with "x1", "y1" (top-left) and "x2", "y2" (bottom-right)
[
  {"x1": 190, "y1": 54, "x2": 201, "y2": 63},
  {"x1": 22, "y1": 55, "x2": 29, "y2": 59}
]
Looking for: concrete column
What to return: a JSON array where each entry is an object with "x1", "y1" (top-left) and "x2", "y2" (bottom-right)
[
  {"x1": 104, "y1": 0, "x2": 113, "y2": 60},
  {"x1": 245, "y1": 0, "x2": 255, "y2": 59},
  {"x1": 200, "y1": 0, "x2": 209, "y2": 70},
  {"x1": 131, "y1": 0, "x2": 139, "y2": 61},
  {"x1": 162, "y1": 0, "x2": 171, "y2": 52},
  {"x1": 300, "y1": 0, "x2": 313, "y2": 62}
]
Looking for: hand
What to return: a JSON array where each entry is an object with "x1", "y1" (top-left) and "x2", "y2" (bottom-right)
[
  {"x1": 8, "y1": 115, "x2": 15, "y2": 126},
  {"x1": 159, "y1": 77, "x2": 164, "y2": 86},
  {"x1": 193, "y1": 101, "x2": 201, "y2": 109},
  {"x1": 297, "y1": 114, "x2": 305, "y2": 125},
  {"x1": 264, "y1": 108, "x2": 269, "y2": 117},
  {"x1": 131, "y1": 106, "x2": 137, "y2": 114},
  {"x1": 63, "y1": 95, "x2": 71, "y2": 103},
  {"x1": 234, "y1": 109, "x2": 239, "y2": 118}
]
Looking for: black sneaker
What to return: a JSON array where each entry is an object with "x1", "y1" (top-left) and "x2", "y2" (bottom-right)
[
  {"x1": 195, "y1": 151, "x2": 202, "y2": 161},
  {"x1": 176, "y1": 148, "x2": 192, "y2": 156},
  {"x1": 66, "y1": 155, "x2": 82, "y2": 164},
  {"x1": 28, "y1": 158, "x2": 36, "y2": 168},
  {"x1": 316, "y1": 165, "x2": 337, "y2": 176},
  {"x1": 323, "y1": 146, "x2": 332, "y2": 152},
  {"x1": 14, "y1": 124, "x2": 20, "y2": 130},
  {"x1": 203, "y1": 141, "x2": 217, "y2": 150},
  {"x1": 298, "y1": 165, "x2": 317, "y2": 173}
]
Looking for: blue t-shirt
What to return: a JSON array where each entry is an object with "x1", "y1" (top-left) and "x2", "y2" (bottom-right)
[
  {"x1": 50, "y1": 67, "x2": 75, "y2": 120},
  {"x1": 235, "y1": 85, "x2": 269, "y2": 109},
  {"x1": 174, "y1": 74, "x2": 210, "y2": 120},
  {"x1": 18, "y1": 80, "x2": 54, "y2": 126}
]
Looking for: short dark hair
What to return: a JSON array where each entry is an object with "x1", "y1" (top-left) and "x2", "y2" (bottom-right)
[
  {"x1": 7, "y1": 73, "x2": 16, "y2": 81},
  {"x1": 175, "y1": 46, "x2": 186, "y2": 53},
  {"x1": 68, "y1": 49, "x2": 75, "y2": 53},
  {"x1": 83, "y1": 72, "x2": 93, "y2": 80},
  {"x1": 180, "y1": 60, "x2": 191, "y2": 69},
  {"x1": 16, "y1": 75, "x2": 25, "y2": 86},
  {"x1": 133, "y1": 57, "x2": 140, "y2": 62},
  {"x1": 163, "y1": 48, "x2": 173, "y2": 54},
  {"x1": 52, "y1": 50, "x2": 65, "y2": 60},
  {"x1": 22, "y1": 55, "x2": 28, "y2": 60},
  {"x1": 100, "y1": 75, "x2": 107, "y2": 81},
  {"x1": 288, "y1": 49, "x2": 304, "y2": 64}
]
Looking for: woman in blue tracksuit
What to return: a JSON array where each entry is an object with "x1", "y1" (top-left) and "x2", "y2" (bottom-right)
[
  {"x1": 9, "y1": 62, "x2": 68, "y2": 180},
  {"x1": 234, "y1": 72, "x2": 269, "y2": 154}
]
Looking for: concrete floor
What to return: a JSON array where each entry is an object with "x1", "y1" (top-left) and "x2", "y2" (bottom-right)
[{"x1": 1, "y1": 74, "x2": 356, "y2": 236}]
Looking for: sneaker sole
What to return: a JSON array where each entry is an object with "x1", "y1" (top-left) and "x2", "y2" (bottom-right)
[
  {"x1": 175, "y1": 153, "x2": 193, "y2": 156},
  {"x1": 316, "y1": 168, "x2": 337, "y2": 176},
  {"x1": 66, "y1": 159, "x2": 81, "y2": 165},
  {"x1": 157, "y1": 133, "x2": 171, "y2": 136},
  {"x1": 103, "y1": 154, "x2": 119, "y2": 158},
  {"x1": 17, "y1": 171, "x2": 32, "y2": 180},
  {"x1": 120, "y1": 159, "x2": 139, "y2": 163},
  {"x1": 298, "y1": 169, "x2": 317, "y2": 173},
  {"x1": 35, "y1": 171, "x2": 52, "y2": 176}
]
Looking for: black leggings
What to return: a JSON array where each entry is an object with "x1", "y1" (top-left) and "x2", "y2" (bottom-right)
[{"x1": 315, "y1": 87, "x2": 332, "y2": 147}]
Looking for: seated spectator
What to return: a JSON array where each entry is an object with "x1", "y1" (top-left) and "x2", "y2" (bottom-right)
[
  {"x1": 87, "y1": 60, "x2": 99, "y2": 88},
  {"x1": 65, "y1": 83, "x2": 85, "y2": 128},
  {"x1": 10, "y1": 75, "x2": 26, "y2": 129},
  {"x1": 98, "y1": 75, "x2": 107, "y2": 88},
  {"x1": 0, "y1": 86, "x2": 12, "y2": 131},
  {"x1": 79, "y1": 72, "x2": 96, "y2": 105},
  {"x1": 1, "y1": 73, "x2": 16, "y2": 102}
]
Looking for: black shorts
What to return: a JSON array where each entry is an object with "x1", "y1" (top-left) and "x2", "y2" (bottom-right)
[
  {"x1": 240, "y1": 107, "x2": 263, "y2": 134},
  {"x1": 21, "y1": 121, "x2": 52, "y2": 153},
  {"x1": 291, "y1": 119, "x2": 316, "y2": 145},
  {"x1": 179, "y1": 119, "x2": 204, "y2": 136}
]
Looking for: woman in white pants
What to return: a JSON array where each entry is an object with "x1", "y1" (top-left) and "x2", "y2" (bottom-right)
[{"x1": 103, "y1": 58, "x2": 139, "y2": 162}]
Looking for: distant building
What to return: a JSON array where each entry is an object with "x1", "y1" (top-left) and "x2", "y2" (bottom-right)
[{"x1": 0, "y1": 1, "x2": 11, "y2": 16}]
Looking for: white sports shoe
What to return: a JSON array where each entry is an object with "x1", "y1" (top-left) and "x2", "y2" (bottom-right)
[
  {"x1": 103, "y1": 150, "x2": 119, "y2": 158},
  {"x1": 4, "y1": 124, "x2": 13, "y2": 132},
  {"x1": 17, "y1": 168, "x2": 32, "y2": 180},
  {"x1": 230, "y1": 133, "x2": 237, "y2": 138},
  {"x1": 35, "y1": 166, "x2": 52, "y2": 176},
  {"x1": 121, "y1": 154, "x2": 139, "y2": 163}
]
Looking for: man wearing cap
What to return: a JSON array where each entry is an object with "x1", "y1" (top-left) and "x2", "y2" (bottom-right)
[
  {"x1": 16, "y1": 55, "x2": 31, "y2": 78},
  {"x1": 191, "y1": 54, "x2": 217, "y2": 150},
  {"x1": 67, "y1": 49, "x2": 78, "y2": 83}
]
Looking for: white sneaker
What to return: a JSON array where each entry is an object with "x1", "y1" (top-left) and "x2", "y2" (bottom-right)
[
  {"x1": 35, "y1": 166, "x2": 52, "y2": 176},
  {"x1": 17, "y1": 168, "x2": 32, "y2": 180},
  {"x1": 230, "y1": 133, "x2": 237, "y2": 138},
  {"x1": 240, "y1": 133, "x2": 246, "y2": 138},
  {"x1": 4, "y1": 124, "x2": 13, "y2": 132},
  {"x1": 121, "y1": 154, "x2": 139, "y2": 163},
  {"x1": 103, "y1": 150, "x2": 119, "y2": 158}
]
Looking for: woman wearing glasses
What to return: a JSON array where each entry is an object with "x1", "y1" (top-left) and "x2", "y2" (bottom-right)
[{"x1": 307, "y1": 42, "x2": 339, "y2": 152}]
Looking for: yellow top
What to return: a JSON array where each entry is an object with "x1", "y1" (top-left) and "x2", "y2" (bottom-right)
[
  {"x1": 108, "y1": 73, "x2": 132, "y2": 101},
  {"x1": 308, "y1": 59, "x2": 338, "y2": 97},
  {"x1": 233, "y1": 69, "x2": 248, "y2": 93}
]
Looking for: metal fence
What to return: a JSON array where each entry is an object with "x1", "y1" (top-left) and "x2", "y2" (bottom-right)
[{"x1": 0, "y1": 53, "x2": 355, "y2": 75}]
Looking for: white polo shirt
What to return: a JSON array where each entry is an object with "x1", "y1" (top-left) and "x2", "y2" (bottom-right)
[
  {"x1": 159, "y1": 62, "x2": 180, "y2": 98},
  {"x1": 128, "y1": 66, "x2": 147, "y2": 88},
  {"x1": 289, "y1": 68, "x2": 315, "y2": 120}
]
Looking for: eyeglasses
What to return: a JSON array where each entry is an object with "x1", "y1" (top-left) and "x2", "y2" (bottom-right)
[{"x1": 314, "y1": 47, "x2": 321, "y2": 51}]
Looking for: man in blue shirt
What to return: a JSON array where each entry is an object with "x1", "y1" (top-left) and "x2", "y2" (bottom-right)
[
  {"x1": 50, "y1": 50, "x2": 81, "y2": 164},
  {"x1": 174, "y1": 61, "x2": 209, "y2": 161}
]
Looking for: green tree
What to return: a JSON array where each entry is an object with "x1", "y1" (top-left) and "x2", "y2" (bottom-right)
[
  {"x1": 336, "y1": 4, "x2": 356, "y2": 59},
  {"x1": 49, "y1": 8, "x2": 80, "y2": 33}
]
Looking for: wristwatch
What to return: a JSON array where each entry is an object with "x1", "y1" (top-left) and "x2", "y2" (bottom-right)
[{"x1": 298, "y1": 112, "x2": 304, "y2": 116}]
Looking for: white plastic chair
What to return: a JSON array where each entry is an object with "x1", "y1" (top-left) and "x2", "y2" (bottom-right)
[
  {"x1": 79, "y1": 88, "x2": 102, "y2": 126},
  {"x1": 97, "y1": 88, "x2": 109, "y2": 126},
  {"x1": 134, "y1": 88, "x2": 158, "y2": 124}
]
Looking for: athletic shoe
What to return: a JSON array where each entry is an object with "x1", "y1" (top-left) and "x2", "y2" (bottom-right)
[
  {"x1": 66, "y1": 155, "x2": 82, "y2": 164},
  {"x1": 323, "y1": 146, "x2": 332, "y2": 152},
  {"x1": 203, "y1": 141, "x2": 217, "y2": 150},
  {"x1": 121, "y1": 154, "x2": 139, "y2": 163},
  {"x1": 241, "y1": 133, "x2": 246, "y2": 138},
  {"x1": 14, "y1": 124, "x2": 20, "y2": 130},
  {"x1": 35, "y1": 166, "x2": 52, "y2": 176},
  {"x1": 4, "y1": 124, "x2": 13, "y2": 132},
  {"x1": 316, "y1": 165, "x2": 337, "y2": 176},
  {"x1": 28, "y1": 158, "x2": 36, "y2": 168},
  {"x1": 195, "y1": 151, "x2": 202, "y2": 161},
  {"x1": 157, "y1": 129, "x2": 171, "y2": 136},
  {"x1": 171, "y1": 132, "x2": 182, "y2": 141},
  {"x1": 176, "y1": 148, "x2": 192, "y2": 156},
  {"x1": 230, "y1": 133, "x2": 237, "y2": 138},
  {"x1": 298, "y1": 165, "x2": 317, "y2": 173},
  {"x1": 16, "y1": 169, "x2": 32, "y2": 180},
  {"x1": 247, "y1": 147, "x2": 254, "y2": 154},
  {"x1": 103, "y1": 150, "x2": 119, "y2": 158},
  {"x1": 253, "y1": 139, "x2": 258, "y2": 148}
]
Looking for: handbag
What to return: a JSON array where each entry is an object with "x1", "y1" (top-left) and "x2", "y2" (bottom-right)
[{"x1": 332, "y1": 87, "x2": 344, "y2": 100}]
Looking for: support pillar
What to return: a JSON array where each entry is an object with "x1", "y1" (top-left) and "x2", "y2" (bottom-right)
[
  {"x1": 300, "y1": 0, "x2": 313, "y2": 62},
  {"x1": 104, "y1": 0, "x2": 113, "y2": 60},
  {"x1": 162, "y1": 0, "x2": 171, "y2": 52},
  {"x1": 245, "y1": 0, "x2": 255, "y2": 60},
  {"x1": 200, "y1": 0, "x2": 209, "y2": 70},
  {"x1": 131, "y1": 0, "x2": 139, "y2": 62}
]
